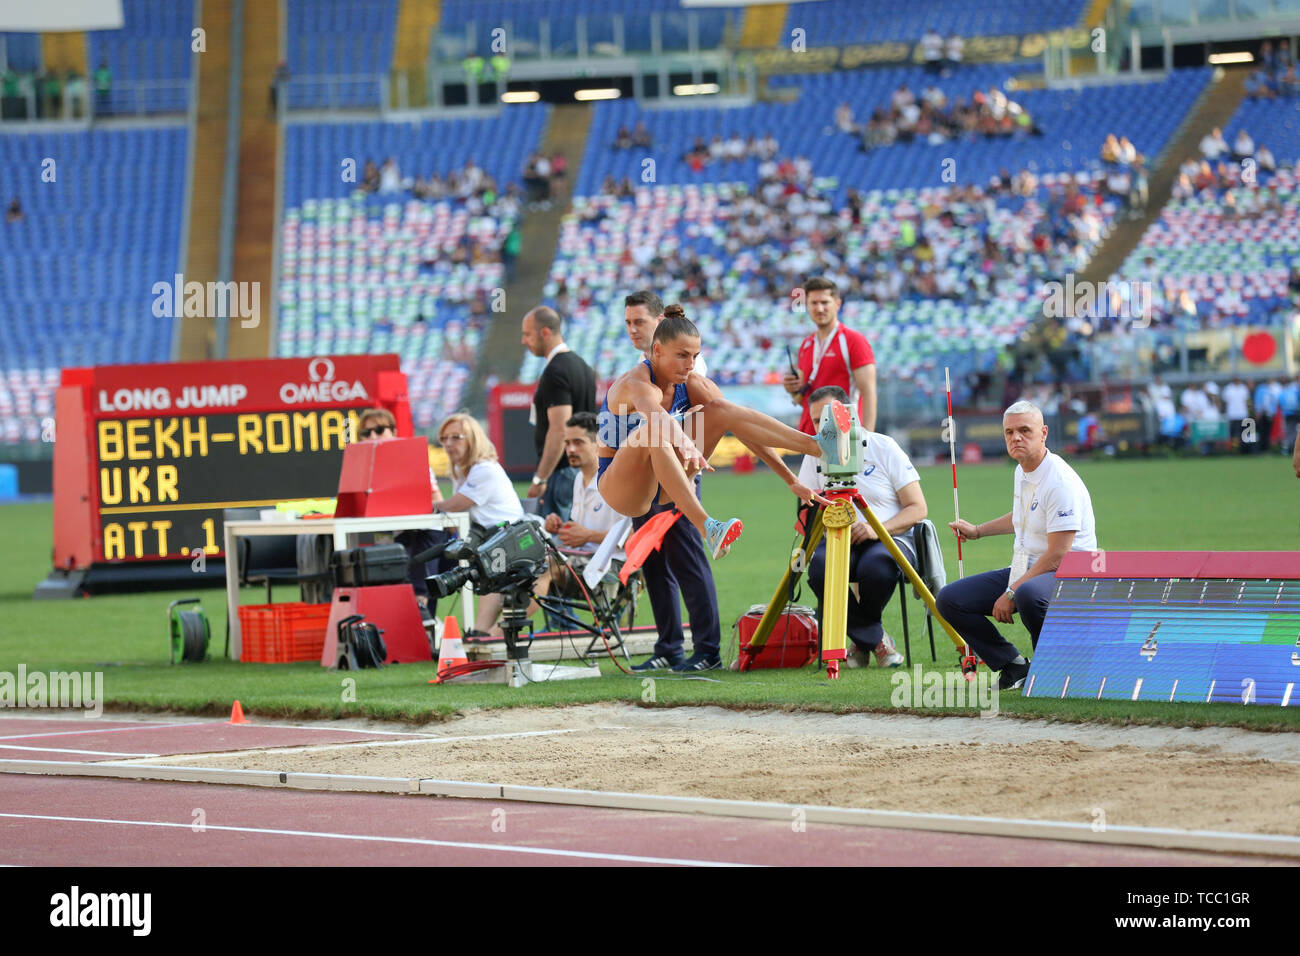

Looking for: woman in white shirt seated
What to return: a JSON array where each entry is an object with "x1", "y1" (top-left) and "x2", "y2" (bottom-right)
[{"x1": 433, "y1": 412, "x2": 525, "y2": 635}]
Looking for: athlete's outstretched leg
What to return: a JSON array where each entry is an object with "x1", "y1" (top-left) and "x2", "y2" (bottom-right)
[{"x1": 692, "y1": 397, "x2": 823, "y2": 459}]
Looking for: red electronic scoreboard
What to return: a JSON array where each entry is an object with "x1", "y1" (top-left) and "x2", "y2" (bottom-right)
[{"x1": 45, "y1": 355, "x2": 410, "y2": 587}]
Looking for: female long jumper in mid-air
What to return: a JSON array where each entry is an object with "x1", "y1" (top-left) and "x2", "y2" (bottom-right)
[{"x1": 596, "y1": 305, "x2": 845, "y2": 559}]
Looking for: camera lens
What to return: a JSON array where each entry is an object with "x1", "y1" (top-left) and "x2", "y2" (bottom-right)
[{"x1": 428, "y1": 566, "x2": 471, "y2": 600}]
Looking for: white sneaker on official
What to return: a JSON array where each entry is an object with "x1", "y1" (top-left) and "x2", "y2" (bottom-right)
[{"x1": 873, "y1": 633, "x2": 905, "y2": 668}]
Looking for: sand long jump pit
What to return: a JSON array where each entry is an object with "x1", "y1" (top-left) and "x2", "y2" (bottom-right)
[{"x1": 142, "y1": 703, "x2": 1300, "y2": 839}]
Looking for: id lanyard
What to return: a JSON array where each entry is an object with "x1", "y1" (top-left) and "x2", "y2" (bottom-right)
[
  {"x1": 1010, "y1": 477, "x2": 1037, "y2": 584},
  {"x1": 808, "y1": 326, "x2": 857, "y2": 405}
]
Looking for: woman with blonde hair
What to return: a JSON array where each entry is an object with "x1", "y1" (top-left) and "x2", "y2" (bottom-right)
[{"x1": 432, "y1": 412, "x2": 524, "y2": 635}]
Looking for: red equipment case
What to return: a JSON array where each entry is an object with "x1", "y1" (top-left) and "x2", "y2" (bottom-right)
[{"x1": 735, "y1": 603, "x2": 819, "y2": 670}]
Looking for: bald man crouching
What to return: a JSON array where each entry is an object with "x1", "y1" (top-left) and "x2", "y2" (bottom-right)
[{"x1": 935, "y1": 401, "x2": 1098, "y2": 690}]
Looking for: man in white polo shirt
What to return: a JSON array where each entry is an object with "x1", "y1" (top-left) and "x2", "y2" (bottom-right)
[
  {"x1": 799, "y1": 387, "x2": 928, "y2": 668},
  {"x1": 936, "y1": 401, "x2": 1097, "y2": 690},
  {"x1": 539, "y1": 412, "x2": 627, "y2": 605}
]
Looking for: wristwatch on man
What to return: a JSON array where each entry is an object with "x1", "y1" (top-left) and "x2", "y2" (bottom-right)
[
  {"x1": 531, "y1": 475, "x2": 546, "y2": 487},
  {"x1": 1004, "y1": 587, "x2": 1016, "y2": 601}
]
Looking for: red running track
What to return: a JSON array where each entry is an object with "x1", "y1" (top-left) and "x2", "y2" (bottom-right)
[
  {"x1": 0, "y1": 775, "x2": 1291, "y2": 867},
  {"x1": 0, "y1": 716, "x2": 419, "y2": 762}
]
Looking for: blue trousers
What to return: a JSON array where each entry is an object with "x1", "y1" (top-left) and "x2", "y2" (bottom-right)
[
  {"x1": 807, "y1": 536, "x2": 914, "y2": 651},
  {"x1": 934, "y1": 568, "x2": 1057, "y2": 670},
  {"x1": 632, "y1": 486, "x2": 721, "y2": 657}
]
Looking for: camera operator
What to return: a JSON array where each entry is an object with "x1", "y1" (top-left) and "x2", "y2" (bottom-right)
[{"x1": 431, "y1": 412, "x2": 525, "y2": 635}]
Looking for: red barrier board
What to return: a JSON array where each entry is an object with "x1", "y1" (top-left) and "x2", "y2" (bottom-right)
[{"x1": 52, "y1": 355, "x2": 409, "y2": 569}]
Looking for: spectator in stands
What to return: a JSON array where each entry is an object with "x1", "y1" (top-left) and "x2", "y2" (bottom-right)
[
  {"x1": 1128, "y1": 159, "x2": 1150, "y2": 217},
  {"x1": 1100, "y1": 134, "x2": 1120, "y2": 164},
  {"x1": 835, "y1": 101, "x2": 855, "y2": 134},
  {"x1": 549, "y1": 150, "x2": 568, "y2": 194},
  {"x1": 921, "y1": 29, "x2": 944, "y2": 74},
  {"x1": 1282, "y1": 66, "x2": 1300, "y2": 96},
  {"x1": 758, "y1": 132, "x2": 779, "y2": 160},
  {"x1": 613, "y1": 126, "x2": 632, "y2": 150},
  {"x1": 93, "y1": 61, "x2": 111, "y2": 115},
  {"x1": 1257, "y1": 143, "x2": 1276, "y2": 173},
  {"x1": 1117, "y1": 136, "x2": 1138, "y2": 166},
  {"x1": 632, "y1": 121, "x2": 652, "y2": 148},
  {"x1": 783, "y1": 276, "x2": 877, "y2": 433},
  {"x1": 1245, "y1": 69, "x2": 1276, "y2": 100},
  {"x1": 1261, "y1": 40, "x2": 1282, "y2": 78},
  {"x1": 1232, "y1": 128, "x2": 1256, "y2": 161},
  {"x1": 432, "y1": 412, "x2": 525, "y2": 636},
  {"x1": 944, "y1": 34, "x2": 964, "y2": 75},
  {"x1": 1194, "y1": 161, "x2": 1217, "y2": 192},
  {"x1": 1200, "y1": 127, "x2": 1230, "y2": 161},
  {"x1": 523, "y1": 152, "x2": 550, "y2": 206},
  {"x1": 5, "y1": 197, "x2": 22, "y2": 224},
  {"x1": 361, "y1": 159, "x2": 379, "y2": 193},
  {"x1": 523, "y1": 305, "x2": 597, "y2": 519},
  {"x1": 939, "y1": 401, "x2": 1098, "y2": 690}
]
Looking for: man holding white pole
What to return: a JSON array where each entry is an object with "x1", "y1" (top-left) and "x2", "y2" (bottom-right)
[{"x1": 935, "y1": 401, "x2": 1098, "y2": 690}]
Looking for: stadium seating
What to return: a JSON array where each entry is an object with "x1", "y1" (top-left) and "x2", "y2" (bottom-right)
[
  {"x1": 436, "y1": 0, "x2": 740, "y2": 58},
  {"x1": 87, "y1": 0, "x2": 194, "y2": 113},
  {"x1": 780, "y1": 0, "x2": 1087, "y2": 45},
  {"x1": 1111, "y1": 96, "x2": 1300, "y2": 331},
  {"x1": 1, "y1": 33, "x2": 42, "y2": 72},
  {"x1": 578, "y1": 67, "x2": 1211, "y2": 198},
  {"x1": 0, "y1": 127, "x2": 188, "y2": 444},
  {"x1": 279, "y1": 108, "x2": 549, "y2": 428},
  {"x1": 522, "y1": 173, "x2": 1117, "y2": 412},
  {"x1": 285, "y1": 0, "x2": 399, "y2": 109}
]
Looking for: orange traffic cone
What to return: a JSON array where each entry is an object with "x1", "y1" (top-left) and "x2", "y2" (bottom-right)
[
  {"x1": 430, "y1": 616, "x2": 468, "y2": 684},
  {"x1": 229, "y1": 700, "x2": 247, "y2": 724}
]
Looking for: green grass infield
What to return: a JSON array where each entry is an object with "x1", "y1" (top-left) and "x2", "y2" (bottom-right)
[{"x1": 3, "y1": 454, "x2": 1299, "y2": 730}]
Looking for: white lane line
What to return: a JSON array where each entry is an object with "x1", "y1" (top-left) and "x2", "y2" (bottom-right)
[
  {"x1": 0, "y1": 721, "x2": 205, "y2": 742},
  {"x1": 0, "y1": 745, "x2": 159, "y2": 758},
  {"x1": 153, "y1": 728, "x2": 593, "y2": 761},
  {"x1": 0, "y1": 812, "x2": 754, "y2": 868}
]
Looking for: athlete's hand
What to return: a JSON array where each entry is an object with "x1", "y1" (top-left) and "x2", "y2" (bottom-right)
[
  {"x1": 679, "y1": 440, "x2": 712, "y2": 478},
  {"x1": 789, "y1": 480, "x2": 832, "y2": 508}
]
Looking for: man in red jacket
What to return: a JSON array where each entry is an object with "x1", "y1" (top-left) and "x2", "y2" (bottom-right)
[{"x1": 783, "y1": 276, "x2": 877, "y2": 434}]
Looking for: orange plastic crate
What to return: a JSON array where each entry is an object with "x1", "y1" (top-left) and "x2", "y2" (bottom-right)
[{"x1": 238, "y1": 602, "x2": 331, "y2": 663}]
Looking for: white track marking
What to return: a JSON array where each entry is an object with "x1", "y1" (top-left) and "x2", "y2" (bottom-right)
[
  {"x1": 0, "y1": 812, "x2": 754, "y2": 867},
  {"x1": 0, "y1": 745, "x2": 158, "y2": 758},
  {"x1": 219, "y1": 727, "x2": 587, "y2": 757},
  {"x1": 0, "y1": 721, "x2": 203, "y2": 742},
  {"x1": 1131, "y1": 677, "x2": 1143, "y2": 701}
]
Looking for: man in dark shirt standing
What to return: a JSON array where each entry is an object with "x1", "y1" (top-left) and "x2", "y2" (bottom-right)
[{"x1": 523, "y1": 305, "x2": 596, "y2": 520}]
